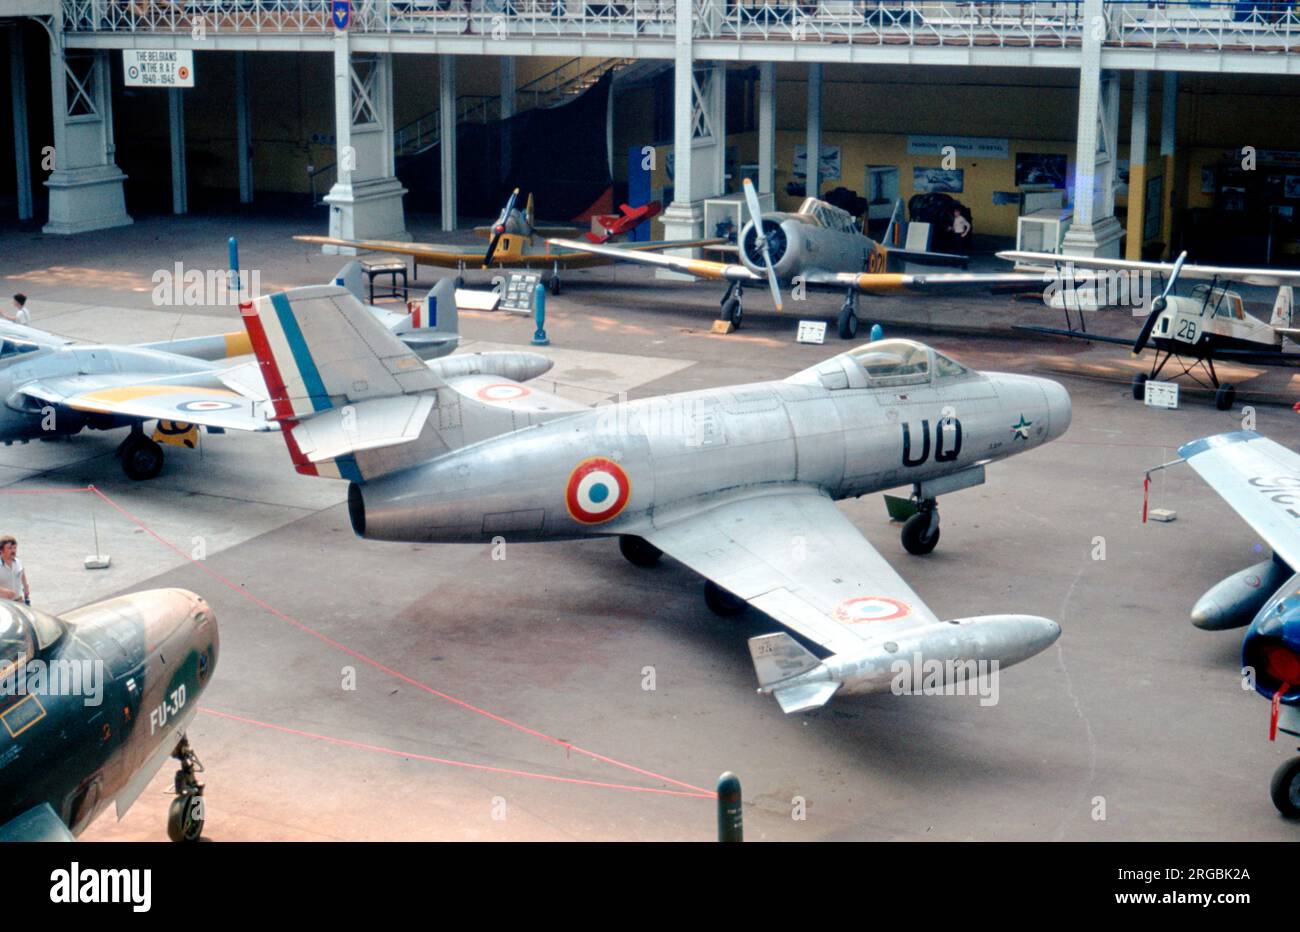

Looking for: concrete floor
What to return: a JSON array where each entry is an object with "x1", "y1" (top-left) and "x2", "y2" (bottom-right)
[{"x1": 3, "y1": 211, "x2": 1300, "y2": 841}]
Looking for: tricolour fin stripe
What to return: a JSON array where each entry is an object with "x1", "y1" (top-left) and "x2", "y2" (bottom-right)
[{"x1": 270, "y1": 291, "x2": 332, "y2": 414}]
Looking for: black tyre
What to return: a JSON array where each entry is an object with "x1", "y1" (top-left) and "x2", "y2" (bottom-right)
[
  {"x1": 721, "y1": 297, "x2": 742, "y2": 330},
  {"x1": 1131, "y1": 373, "x2": 1149, "y2": 401},
  {"x1": 618, "y1": 535, "x2": 662, "y2": 568},
  {"x1": 167, "y1": 794, "x2": 204, "y2": 843},
  {"x1": 548, "y1": 276, "x2": 561, "y2": 297},
  {"x1": 120, "y1": 435, "x2": 164, "y2": 481},
  {"x1": 704, "y1": 580, "x2": 746, "y2": 617},
  {"x1": 837, "y1": 307, "x2": 860, "y2": 340},
  {"x1": 1215, "y1": 383, "x2": 1236, "y2": 411},
  {"x1": 1270, "y1": 756, "x2": 1300, "y2": 819},
  {"x1": 901, "y1": 512, "x2": 940, "y2": 556}
]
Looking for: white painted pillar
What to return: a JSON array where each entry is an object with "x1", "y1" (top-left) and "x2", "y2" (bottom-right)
[
  {"x1": 1124, "y1": 71, "x2": 1149, "y2": 261},
  {"x1": 757, "y1": 61, "x2": 775, "y2": 195},
  {"x1": 324, "y1": 37, "x2": 409, "y2": 248},
  {"x1": 43, "y1": 38, "x2": 131, "y2": 234},
  {"x1": 440, "y1": 55, "x2": 457, "y2": 233},
  {"x1": 234, "y1": 51, "x2": 253, "y2": 204},
  {"x1": 1159, "y1": 73, "x2": 1178, "y2": 257},
  {"x1": 658, "y1": 0, "x2": 703, "y2": 264},
  {"x1": 168, "y1": 88, "x2": 188, "y2": 215},
  {"x1": 1060, "y1": 0, "x2": 1122, "y2": 258},
  {"x1": 10, "y1": 26, "x2": 32, "y2": 222},
  {"x1": 806, "y1": 63, "x2": 822, "y2": 200},
  {"x1": 709, "y1": 62, "x2": 726, "y2": 196}
]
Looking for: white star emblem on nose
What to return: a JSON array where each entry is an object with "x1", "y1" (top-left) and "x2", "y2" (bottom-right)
[{"x1": 1012, "y1": 415, "x2": 1033, "y2": 440}]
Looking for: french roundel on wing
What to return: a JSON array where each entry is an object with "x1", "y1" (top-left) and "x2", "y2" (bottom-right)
[
  {"x1": 565, "y1": 457, "x2": 631, "y2": 524},
  {"x1": 833, "y1": 596, "x2": 911, "y2": 624},
  {"x1": 177, "y1": 399, "x2": 237, "y2": 412},
  {"x1": 476, "y1": 383, "x2": 530, "y2": 403}
]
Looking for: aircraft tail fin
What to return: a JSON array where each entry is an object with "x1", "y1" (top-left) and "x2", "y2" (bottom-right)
[
  {"x1": 240, "y1": 285, "x2": 515, "y2": 482},
  {"x1": 396, "y1": 278, "x2": 459, "y2": 338},
  {"x1": 241, "y1": 284, "x2": 443, "y2": 422},
  {"x1": 748, "y1": 632, "x2": 840, "y2": 712},
  {"x1": 332, "y1": 260, "x2": 366, "y2": 303},
  {"x1": 1271, "y1": 285, "x2": 1294, "y2": 330}
]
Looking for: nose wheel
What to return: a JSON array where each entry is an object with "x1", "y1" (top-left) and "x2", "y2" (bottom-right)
[
  {"x1": 1271, "y1": 754, "x2": 1300, "y2": 819},
  {"x1": 167, "y1": 734, "x2": 206, "y2": 843},
  {"x1": 117, "y1": 426, "x2": 164, "y2": 481},
  {"x1": 901, "y1": 500, "x2": 940, "y2": 555}
]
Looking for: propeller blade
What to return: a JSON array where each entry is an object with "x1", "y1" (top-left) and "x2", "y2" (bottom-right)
[
  {"x1": 742, "y1": 178, "x2": 783, "y2": 311},
  {"x1": 483, "y1": 187, "x2": 520, "y2": 267},
  {"x1": 1132, "y1": 301, "x2": 1163, "y2": 355},
  {"x1": 1133, "y1": 251, "x2": 1187, "y2": 353},
  {"x1": 1161, "y1": 250, "x2": 1188, "y2": 301}
]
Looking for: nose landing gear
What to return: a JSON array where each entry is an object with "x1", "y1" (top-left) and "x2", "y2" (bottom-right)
[
  {"x1": 901, "y1": 499, "x2": 940, "y2": 556},
  {"x1": 167, "y1": 734, "x2": 206, "y2": 843}
]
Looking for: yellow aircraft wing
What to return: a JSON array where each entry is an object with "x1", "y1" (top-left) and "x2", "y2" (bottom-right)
[
  {"x1": 295, "y1": 234, "x2": 726, "y2": 272},
  {"x1": 548, "y1": 238, "x2": 1045, "y2": 295},
  {"x1": 19, "y1": 378, "x2": 276, "y2": 432}
]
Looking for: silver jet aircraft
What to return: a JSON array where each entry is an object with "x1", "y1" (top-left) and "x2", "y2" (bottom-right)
[{"x1": 239, "y1": 287, "x2": 1069, "y2": 712}]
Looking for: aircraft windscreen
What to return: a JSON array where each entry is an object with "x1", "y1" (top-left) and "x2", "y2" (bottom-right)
[
  {"x1": 848, "y1": 340, "x2": 931, "y2": 386},
  {"x1": 933, "y1": 351, "x2": 970, "y2": 379},
  {"x1": 0, "y1": 339, "x2": 39, "y2": 360},
  {"x1": 0, "y1": 603, "x2": 33, "y2": 673}
]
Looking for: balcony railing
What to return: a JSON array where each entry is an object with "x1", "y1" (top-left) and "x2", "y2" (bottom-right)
[{"x1": 59, "y1": 0, "x2": 1300, "y2": 56}]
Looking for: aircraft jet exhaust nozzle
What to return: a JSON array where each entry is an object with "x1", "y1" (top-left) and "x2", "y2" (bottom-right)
[
  {"x1": 749, "y1": 614, "x2": 1060, "y2": 714},
  {"x1": 1191, "y1": 559, "x2": 1293, "y2": 631}
]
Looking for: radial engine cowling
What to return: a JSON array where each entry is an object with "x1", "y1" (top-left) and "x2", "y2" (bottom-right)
[{"x1": 1192, "y1": 557, "x2": 1293, "y2": 631}]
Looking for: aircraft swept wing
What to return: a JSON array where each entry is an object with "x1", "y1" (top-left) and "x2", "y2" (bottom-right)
[
  {"x1": 17, "y1": 374, "x2": 276, "y2": 432},
  {"x1": 641, "y1": 488, "x2": 1044, "y2": 714},
  {"x1": 546, "y1": 237, "x2": 1045, "y2": 296},
  {"x1": 1178, "y1": 431, "x2": 1300, "y2": 570}
]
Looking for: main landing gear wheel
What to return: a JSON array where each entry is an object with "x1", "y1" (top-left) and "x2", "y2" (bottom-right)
[
  {"x1": 118, "y1": 431, "x2": 164, "y2": 481},
  {"x1": 837, "y1": 305, "x2": 860, "y2": 340},
  {"x1": 548, "y1": 276, "x2": 562, "y2": 297},
  {"x1": 1131, "y1": 373, "x2": 1149, "y2": 400},
  {"x1": 1270, "y1": 756, "x2": 1300, "y2": 819},
  {"x1": 720, "y1": 296, "x2": 743, "y2": 330},
  {"x1": 619, "y1": 535, "x2": 662, "y2": 568},
  {"x1": 167, "y1": 734, "x2": 205, "y2": 843},
  {"x1": 901, "y1": 505, "x2": 940, "y2": 556},
  {"x1": 704, "y1": 580, "x2": 746, "y2": 617},
  {"x1": 1215, "y1": 383, "x2": 1237, "y2": 411}
]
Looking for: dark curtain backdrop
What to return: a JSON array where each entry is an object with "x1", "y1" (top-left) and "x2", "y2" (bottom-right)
[{"x1": 400, "y1": 72, "x2": 613, "y2": 221}]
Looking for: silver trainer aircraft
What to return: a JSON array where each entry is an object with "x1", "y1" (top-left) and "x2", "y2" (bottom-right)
[
  {"x1": 550, "y1": 179, "x2": 1044, "y2": 338},
  {"x1": 1167, "y1": 430, "x2": 1300, "y2": 816},
  {"x1": 238, "y1": 285, "x2": 1070, "y2": 713}
]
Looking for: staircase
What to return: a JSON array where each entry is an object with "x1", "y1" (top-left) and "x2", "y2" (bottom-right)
[{"x1": 309, "y1": 57, "x2": 654, "y2": 205}]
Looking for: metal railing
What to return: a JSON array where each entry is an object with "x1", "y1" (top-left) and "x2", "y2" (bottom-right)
[{"x1": 58, "y1": 0, "x2": 1300, "y2": 55}]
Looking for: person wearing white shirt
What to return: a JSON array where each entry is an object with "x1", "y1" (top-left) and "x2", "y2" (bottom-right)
[
  {"x1": 4, "y1": 294, "x2": 30, "y2": 326},
  {"x1": 0, "y1": 536, "x2": 30, "y2": 605}
]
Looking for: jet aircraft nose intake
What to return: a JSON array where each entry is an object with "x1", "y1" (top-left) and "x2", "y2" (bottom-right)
[{"x1": 1041, "y1": 378, "x2": 1072, "y2": 443}]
